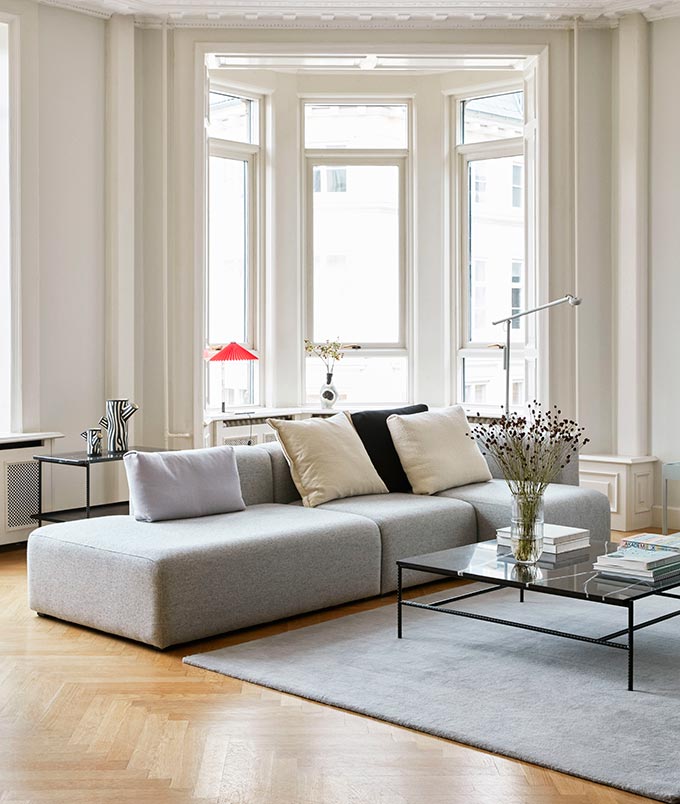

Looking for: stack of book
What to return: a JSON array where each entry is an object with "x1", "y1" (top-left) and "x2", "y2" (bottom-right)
[
  {"x1": 593, "y1": 543, "x2": 680, "y2": 583},
  {"x1": 497, "y1": 524, "x2": 590, "y2": 554}
]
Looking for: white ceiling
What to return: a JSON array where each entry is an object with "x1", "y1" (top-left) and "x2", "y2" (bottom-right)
[{"x1": 39, "y1": 0, "x2": 680, "y2": 26}]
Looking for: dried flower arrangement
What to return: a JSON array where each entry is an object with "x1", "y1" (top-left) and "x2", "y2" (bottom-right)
[{"x1": 469, "y1": 403, "x2": 590, "y2": 562}]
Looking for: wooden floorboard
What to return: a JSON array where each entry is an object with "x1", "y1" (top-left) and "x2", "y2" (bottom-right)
[{"x1": 0, "y1": 536, "x2": 658, "y2": 804}]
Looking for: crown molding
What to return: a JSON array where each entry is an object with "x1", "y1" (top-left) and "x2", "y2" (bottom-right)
[{"x1": 36, "y1": 0, "x2": 680, "y2": 25}]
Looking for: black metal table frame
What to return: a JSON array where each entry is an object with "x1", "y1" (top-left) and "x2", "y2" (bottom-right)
[
  {"x1": 397, "y1": 563, "x2": 680, "y2": 691},
  {"x1": 35, "y1": 458, "x2": 95, "y2": 525}
]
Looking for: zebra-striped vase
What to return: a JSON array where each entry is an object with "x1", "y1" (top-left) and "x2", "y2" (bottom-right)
[{"x1": 99, "y1": 399, "x2": 138, "y2": 453}]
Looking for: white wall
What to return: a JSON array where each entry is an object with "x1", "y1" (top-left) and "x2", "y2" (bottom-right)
[
  {"x1": 37, "y1": 5, "x2": 107, "y2": 508},
  {"x1": 650, "y1": 18, "x2": 680, "y2": 508}
]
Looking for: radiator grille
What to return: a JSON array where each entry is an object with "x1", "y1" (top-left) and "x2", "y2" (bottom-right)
[
  {"x1": 6, "y1": 461, "x2": 40, "y2": 530},
  {"x1": 223, "y1": 436, "x2": 255, "y2": 447}
]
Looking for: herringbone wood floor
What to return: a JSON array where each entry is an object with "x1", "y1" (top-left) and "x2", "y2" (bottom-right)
[{"x1": 0, "y1": 543, "x2": 657, "y2": 804}]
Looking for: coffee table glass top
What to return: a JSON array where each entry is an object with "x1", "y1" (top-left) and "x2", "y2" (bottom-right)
[{"x1": 398, "y1": 539, "x2": 680, "y2": 604}]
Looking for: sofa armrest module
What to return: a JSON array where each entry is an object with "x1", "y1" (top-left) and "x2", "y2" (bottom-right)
[
  {"x1": 28, "y1": 532, "x2": 165, "y2": 647},
  {"x1": 27, "y1": 505, "x2": 382, "y2": 648}
]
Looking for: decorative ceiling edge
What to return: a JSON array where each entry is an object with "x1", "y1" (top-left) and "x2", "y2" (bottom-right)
[
  {"x1": 36, "y1": 0, "x2": 680, "y2": 24},
  {"x1": 38, "y1": 0, "x2": 118, "y2": 18},
  {"x1": 133, "y1": 14, "x2": 614, "y2": 28}
]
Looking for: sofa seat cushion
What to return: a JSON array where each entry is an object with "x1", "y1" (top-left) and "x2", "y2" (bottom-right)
[
  {"x1": 318, "y1": 493, "x2": 477, "y2": 593},
  {"x1": 27, "y1": 504, "x2": 381, "y2": 648},
  {"x1": 437, "y1": 479, "x2": 611, "y2": 542}
]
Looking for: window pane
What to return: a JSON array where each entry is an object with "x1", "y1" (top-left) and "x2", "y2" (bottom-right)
[
  {"x1": 467, "y1": 155, "x2": 525, "y2": 344},
  {"x1": 305, "y1": 356, "x2": 408, "y2": 405},
  {"x1": 206, "y1": 359, "x2": 258, "y2": 409},
  {"x1": 305, "y1": 104, "x2": 408, "y2": 149},
  {"x1": 312, "y1": 164, "x2": 400, "y2": 343},
  {"x1": 209, "y1": 92, "x2": 258, "y2": 144},
  {"x1": 208, "y1": 155, "x2": 248, "y2": 345},
  {"x1": 462, "y1": 354, "x2": 532, "y2": 407},
  {"x1": 462, "y1": 91, "x2": 523, "y2": 144}
]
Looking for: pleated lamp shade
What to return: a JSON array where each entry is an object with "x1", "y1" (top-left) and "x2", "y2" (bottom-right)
[{"x1": 209, "y1": 342, "x2": 258, "y2": 362}]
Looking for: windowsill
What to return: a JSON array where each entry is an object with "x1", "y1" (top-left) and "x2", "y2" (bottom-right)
[{"x1": 204, "y1": 404, "x2": 507, "y2": 424}]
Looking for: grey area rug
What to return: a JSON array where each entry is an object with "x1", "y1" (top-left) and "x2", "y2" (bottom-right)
[{"x1": 184, "y1": 587, "x2": 680, "y2": 802}]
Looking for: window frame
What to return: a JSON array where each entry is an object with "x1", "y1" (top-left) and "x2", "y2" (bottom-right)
[
  {"x1": 300, "y1": 97, "x2": 413, "y2": 407},
  {"x1": 203, "y1": 87, "x2": 264, "y2": 412},
  {"x1": 453, "y1": 85, "x2": 537, "y2": 414}
]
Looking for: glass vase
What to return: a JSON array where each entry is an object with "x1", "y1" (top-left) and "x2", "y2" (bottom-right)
[
  {"x1": 319, "y1": 372, "x2": 338, "y2": 409},
  {"x1": 511, "y1": 492, "x2": 544, "y2": 564}
]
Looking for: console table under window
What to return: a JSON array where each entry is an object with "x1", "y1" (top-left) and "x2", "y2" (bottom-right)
[{"x1": 32, "y1": 447, "x2": 166, "y2": 526}]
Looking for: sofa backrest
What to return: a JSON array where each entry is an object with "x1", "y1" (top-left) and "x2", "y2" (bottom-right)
[
  {"x1": 233, "y1": 434, "x2": 580, "y2": 508},
  {"x1": 233, "y1": 445, "x2": 275, "y2": 505},
  {"x1": 258, "y1": 441, "x2": 303, "y2": 503}
]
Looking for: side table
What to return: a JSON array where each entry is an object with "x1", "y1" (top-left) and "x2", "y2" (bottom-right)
[
  {"x1": 662, "y1": 461, "x2": 680, "y2": 535},
  {"x1": 32, "y1": 447, "x2": 166, "y2": 526}
]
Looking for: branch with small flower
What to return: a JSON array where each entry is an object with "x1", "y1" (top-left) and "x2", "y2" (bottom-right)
[{"x1": 304, "y1": 339, "x2": 360, "y2": 377}]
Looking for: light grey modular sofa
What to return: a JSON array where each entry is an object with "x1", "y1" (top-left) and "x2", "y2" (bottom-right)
[{"x1": 27, "y1": 441, "x2": 610, "y2": 648}]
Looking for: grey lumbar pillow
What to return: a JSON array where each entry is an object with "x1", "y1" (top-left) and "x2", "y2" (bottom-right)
[{"x1": 123, "y1": 446, "x2": 246, "y2": 522}]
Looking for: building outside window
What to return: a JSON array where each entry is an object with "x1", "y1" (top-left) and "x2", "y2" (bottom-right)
[
  {"x1": 304, "y1": 102, "x2": 409, "y2": 405},
  {"x1": 205, "y1": 90, "x2": 261, "y2": 411}
]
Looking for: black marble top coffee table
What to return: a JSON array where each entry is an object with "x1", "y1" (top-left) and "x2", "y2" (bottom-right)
[{"x1": 397, "y1": 539, "x2": 680, "y2": 691}]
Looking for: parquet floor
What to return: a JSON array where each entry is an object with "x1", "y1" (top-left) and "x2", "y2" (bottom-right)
[{"x1": 0, "y1": 544, "x2": 656, "y2": 804}]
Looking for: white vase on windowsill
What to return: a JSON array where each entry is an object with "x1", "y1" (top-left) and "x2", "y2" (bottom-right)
[{"x1": 319, "y1": 373, "x2": 338, "y2": 409}]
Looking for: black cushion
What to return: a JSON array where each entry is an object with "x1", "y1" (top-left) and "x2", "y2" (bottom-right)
[{"x1": 350, "y1": 405, "x2": 428, "y2": 493}]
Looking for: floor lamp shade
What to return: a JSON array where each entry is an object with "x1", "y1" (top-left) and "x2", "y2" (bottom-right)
[
  {"x1": 208, "y1": 343, "x2": 258, "y2": 412},
  {"x1": 209, "y1": 343, "x2": 259, "y2": 363}
]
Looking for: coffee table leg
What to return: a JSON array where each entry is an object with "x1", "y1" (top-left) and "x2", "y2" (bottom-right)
[
  {"x1": 397, "y1": 565, "x2": 403, "y2": 639},
  {"x1": 628, "y1": 604, "x2": 634, "y2": 691}
]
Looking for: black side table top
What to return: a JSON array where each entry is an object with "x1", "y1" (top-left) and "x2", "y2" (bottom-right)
[{"x1": 33, "y1": 446, "x2": 167, "y2": 466}]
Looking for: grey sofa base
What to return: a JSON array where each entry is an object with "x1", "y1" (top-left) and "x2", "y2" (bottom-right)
[{"x1": 27, "y1": 443, "x2": 611, "y2": 648}]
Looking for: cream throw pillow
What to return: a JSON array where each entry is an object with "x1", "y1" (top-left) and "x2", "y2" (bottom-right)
[
  {"x1": 267, "y1": 413, "x2": 389, "y2": 507},
  {"x1": 387, "y1": 406, "x2": 492, "y2": 495}
]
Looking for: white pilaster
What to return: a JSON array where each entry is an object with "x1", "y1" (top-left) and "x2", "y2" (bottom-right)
[
  {"x1": 615, "y1": 13, "x2": 649, "y2": 458},
  {"x1": 105, "y1": 15, "x2": 136, "y2": 499},
  {"x1": 265, "y1": 75, "x2": 301, "y2": 407},
  {"x1": 413, "y1": 78, "x2": 447, "y2": 406},
  {"x1": 105, "y1": 15, "x2": 136, "y2": 408}
]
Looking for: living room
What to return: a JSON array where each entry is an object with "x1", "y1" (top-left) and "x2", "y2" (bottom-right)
[{"x1": 1, "y1": 0, "x2": 679, "y2": 801}]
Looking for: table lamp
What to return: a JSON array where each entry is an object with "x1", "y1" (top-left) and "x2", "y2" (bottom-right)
[{"x1": 209, "y1": 342, "x2": 259, "y2": 413}]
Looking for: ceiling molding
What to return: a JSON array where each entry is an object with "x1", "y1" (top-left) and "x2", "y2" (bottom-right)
[{"x1": 36, "y1": 0, "x2": 680, "y2": 25}]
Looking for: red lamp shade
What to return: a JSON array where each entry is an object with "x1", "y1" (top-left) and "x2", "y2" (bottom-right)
[{"x1": 209, "y1": 342, "x2": 258, "y2": 362}]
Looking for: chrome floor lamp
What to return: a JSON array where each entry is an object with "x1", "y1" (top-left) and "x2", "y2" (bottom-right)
[{"x1": 492, "y1": 294, "x2": 582, "y2": 412}]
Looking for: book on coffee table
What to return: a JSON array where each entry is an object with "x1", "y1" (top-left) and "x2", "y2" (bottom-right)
[
  {"x1": 593, "y1": 546, "x2": 680, "y2": 582},
  {"x1": 620, "y1": 532, "x2": 680, "y2": 553},
  {"x1": 497, "y1": 524, "x2": 590, "y2": 554}
]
